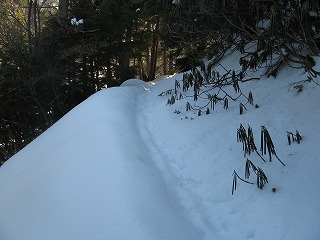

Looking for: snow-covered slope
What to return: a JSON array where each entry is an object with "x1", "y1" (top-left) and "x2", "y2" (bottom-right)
[
  {"x1": 0, "y1": 81, "x2": 199, "y2": 240},
  {"x1": 0, "y1": 51, "x2": 320, "y2": 240}
]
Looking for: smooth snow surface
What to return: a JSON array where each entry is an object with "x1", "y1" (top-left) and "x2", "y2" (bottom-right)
[{"x1": 0, "y1": 50, "x2": 320, "y2": 240}]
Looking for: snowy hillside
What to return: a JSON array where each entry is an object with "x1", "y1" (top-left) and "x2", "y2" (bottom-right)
[{"x1": 0, "y1": 50, "x2": 320, "y2": 240}]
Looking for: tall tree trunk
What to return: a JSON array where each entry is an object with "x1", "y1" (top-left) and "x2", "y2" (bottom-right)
[
  {"x1": 138, "y1": 56, "x2": 145, "y2": 80},
  {"x1": 58, "y1": 0, "x2": 69, "y2": 20},
  {"x1": 146, "y1": 23, "x2": 150, "y2": 75},
  {"x1": 106, "y1": 58, "x2": 112, "y2": 85},
  {"x1": 119, "y1": 51, "x2": 130, "y2": 82},
  {"x1": 119, "y1": 24, "x2": 133, "y2": 82},
  {"x1": 148, "y1": 17, "x2": 160, "y2": 81},
  {"x1": 163, "y1": 48, "x2": 167, "y2": 75},
  {"x1": 168, "y1": 54, "x2": 173, "y2": 74},
  {"x1": 33, "y1": 0, "x2": 38, "y2": 39},
  {"x1": 27, "y1": 0, "x2": 33, "y2": 53}
]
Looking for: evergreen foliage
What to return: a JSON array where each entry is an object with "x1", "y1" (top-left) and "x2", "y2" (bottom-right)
[
  {"x1": 161, "y1": 62, "x2": 259, "y2": 114},
  {"x1": 261, "y1": 126, "x2": 285, "y2": 166},
  {"x1": 168, "y1": 0, "x2": 320, "y2": 78},
  {"x1": 0, "y1": 0, "x2": 176, "y2": 163},
  {"x1": 287, "y1": 130, "x2": 302, "y2": 145},
  {"x1": 232, "y1": 124, "x2": 287, "y2": 194}
]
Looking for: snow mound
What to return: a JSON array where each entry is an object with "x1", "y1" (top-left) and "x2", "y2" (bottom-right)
[{"x1": 0, "y1": 83, "x2": 199, "y2": 240}]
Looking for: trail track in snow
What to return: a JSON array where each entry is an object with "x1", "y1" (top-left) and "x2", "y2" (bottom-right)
[{"x1": 135, "y1": 82, "x2": 224, "y2": 240}]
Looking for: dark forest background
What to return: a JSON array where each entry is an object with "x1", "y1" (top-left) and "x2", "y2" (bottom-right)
[{"x1": 1, "y1": 0, "x2": 319, "y2": 164}]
